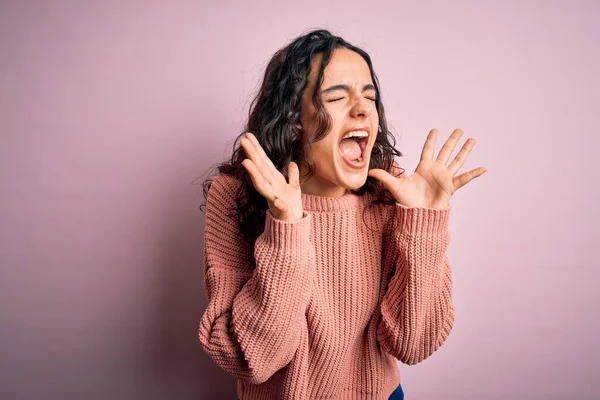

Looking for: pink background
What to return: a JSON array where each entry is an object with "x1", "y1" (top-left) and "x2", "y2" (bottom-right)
[{"x1": 1, "y1": 1, "x2": 598, "y2": 398}]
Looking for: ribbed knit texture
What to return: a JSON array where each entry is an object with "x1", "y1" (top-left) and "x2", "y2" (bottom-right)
[{"x1": 199, "y1": 173, "x2": 455, "y2": 400}]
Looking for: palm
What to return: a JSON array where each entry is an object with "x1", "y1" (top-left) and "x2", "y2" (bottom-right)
[
  {"x1": 240, "y1": 132, "x2": 304, "y2": 221},
  {"x1": 368, "y1": 128, "x2": 487, "y2": 209},
  {"x1": 397, "y1": 158, "x2": 454, "y2": 208}
]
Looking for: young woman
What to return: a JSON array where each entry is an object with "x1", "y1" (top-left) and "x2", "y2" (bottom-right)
[{"x1": 199, "y1": 28, "x2": 486, "y2": 400}]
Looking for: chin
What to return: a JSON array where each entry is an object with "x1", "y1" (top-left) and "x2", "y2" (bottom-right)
[{"x1": 341, "y1": 171, "x2": 368, "y2": 190}]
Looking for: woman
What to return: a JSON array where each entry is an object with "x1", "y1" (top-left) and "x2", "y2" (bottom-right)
[{"x1": 199, "y1": 28, "x2": 486, "y2": 400}]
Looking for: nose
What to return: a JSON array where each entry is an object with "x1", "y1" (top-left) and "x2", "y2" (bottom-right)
[{"x1": 349, "y1": 95, "x2": 372, "y2": 118}]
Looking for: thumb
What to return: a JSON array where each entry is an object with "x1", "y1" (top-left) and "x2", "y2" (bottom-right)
[
  {"x1": 368, "y1": 168, "x2": 390, "y2": 182},
  {"x1": 287, "y1": 161, "x2": 300, "y2": 188},
  {"x1": 368, "y1": 168, "x2": 397, "y2": 191}
]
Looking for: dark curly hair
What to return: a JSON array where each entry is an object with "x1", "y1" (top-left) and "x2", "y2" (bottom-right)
[{"x1": 198, "y1": 28, "x2": 404, "y2": 249}]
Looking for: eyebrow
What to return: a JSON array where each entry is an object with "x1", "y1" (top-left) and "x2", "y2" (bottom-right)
[{"x1": 322, "y1": 83, "x2": 376, "y2": 94}]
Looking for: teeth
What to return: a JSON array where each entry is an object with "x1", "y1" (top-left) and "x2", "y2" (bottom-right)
[{"x1": 341, "y1": 130, "x2": 368, "y2": 140}]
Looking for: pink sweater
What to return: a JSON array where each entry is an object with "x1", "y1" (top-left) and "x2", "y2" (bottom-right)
[{"x1": 199, "y1": 173, "x2": 455, "y2": 400}]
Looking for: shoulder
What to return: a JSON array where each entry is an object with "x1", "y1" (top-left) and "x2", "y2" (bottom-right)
[
  {"x1": 211, "y1": 172, "x2": 241, "y2": 192},
  {"x1": 204, "y1": 173, "x2": 245, "y2": 222},
  {"x1": 208, "y1": 172, "x2": 243, "y2": 203}
]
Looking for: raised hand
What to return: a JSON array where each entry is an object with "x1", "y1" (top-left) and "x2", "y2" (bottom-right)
[
  {"x1": 367, "y1": 128, "x2": 487, "y2": 209},
  {"x1": 240, "y1": 132, "x2": 304, "y2": 222}
]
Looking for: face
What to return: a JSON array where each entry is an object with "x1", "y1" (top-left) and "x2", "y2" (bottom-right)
[{"x1": 298, "y1": 47, "x2": 379, "y2": 198}]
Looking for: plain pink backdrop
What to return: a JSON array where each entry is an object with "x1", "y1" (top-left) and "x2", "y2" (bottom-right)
[{"x1": 1, "y1": 0, "x2": 598, "y2": 399}]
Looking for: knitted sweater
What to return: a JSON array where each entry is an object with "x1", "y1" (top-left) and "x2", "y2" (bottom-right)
[{"x1": 198, "y1": 173, "x2": 455, "y2": 400}]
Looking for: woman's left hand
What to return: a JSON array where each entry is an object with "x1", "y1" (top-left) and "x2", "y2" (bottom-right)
[{"x1": 367, "y1": 128, "x2": 487, "y2": 209}]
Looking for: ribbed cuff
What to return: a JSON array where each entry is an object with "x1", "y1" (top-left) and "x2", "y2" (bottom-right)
[
  {"x1": 263, "y1": 210, "x2": 312, "y2": 250},
  {"x1": 395, "y1": 202, "x2": 450, "y2": 237}
]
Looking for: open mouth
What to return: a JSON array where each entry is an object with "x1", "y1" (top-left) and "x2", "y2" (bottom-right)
[{"x1": 339, "y1": 135, "x2": 368, "y2": 165}]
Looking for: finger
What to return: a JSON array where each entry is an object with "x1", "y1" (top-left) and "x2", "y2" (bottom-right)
[
  {"x1": 245, "y1": 132, "x2": 279, "y2": 177},
  {"x1": 242, "y1": 135, "x2": 273, "y2": 183},
  {"x1": 420, "y1": 129, "x2": 439, "y2": 161},
  {"x1": 436, "y1": 128, "x2": 464, "y2": 165},
  {"x1": 287, "y1": 161, "x2": 300, "y2": 188},
  {"x1": 241, "y1": 159, "x2": 275, "y2": 201},
  {"x1": 368, "y1": 168, "x2": 396, "y2": 191},
  {"x1": 447, "y1": 138, "x2": 475, "y2": 175},
  {"x1": 241, "y1": 136, "x2": 274, "y2": 185},
  {"x1": 452, "y1": 166, "x2": 487, "y2": 190}
]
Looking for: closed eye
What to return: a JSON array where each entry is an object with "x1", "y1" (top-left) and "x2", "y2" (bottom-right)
[{"x1": 327, "y1": 97, "x2": 377, "y2": 102}]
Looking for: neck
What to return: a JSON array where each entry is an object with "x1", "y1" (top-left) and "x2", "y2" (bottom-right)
[
  {"x1": 298, "y1": 161, "x2": 350, "y2": 198},
  {"x1": 300, "y1": 177, "x2": 348, "y2": 198}
]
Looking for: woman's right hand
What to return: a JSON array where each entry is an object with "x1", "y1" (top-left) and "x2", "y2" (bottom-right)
[{"x1": 240, "y1": 132, "x2": 304, "y2": 222}]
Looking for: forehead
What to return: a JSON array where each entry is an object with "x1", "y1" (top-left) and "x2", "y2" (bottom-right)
[{"x1": 309, "y1": 48, "x2": 373, "y2": 88}]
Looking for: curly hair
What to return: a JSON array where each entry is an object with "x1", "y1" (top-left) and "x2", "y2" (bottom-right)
[{"x1": 198, "y1": 28, "x2": 405, "y2": 249}]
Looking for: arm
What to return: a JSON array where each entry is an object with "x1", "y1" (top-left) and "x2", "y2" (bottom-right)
[
  {"x1": 198, "y1": 174, "x2": 315, "y2": 384},
  {"x1": 376, "y1": 202, "x2": 455, "y2": 365}
]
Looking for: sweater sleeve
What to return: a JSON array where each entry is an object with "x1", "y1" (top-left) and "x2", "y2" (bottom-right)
[
  {"x1": 198, "y1": 174, "x2": 315, "y2": 385},
  {"x1": 376, "y1": 202, "x2": 455, "y2": 365}
]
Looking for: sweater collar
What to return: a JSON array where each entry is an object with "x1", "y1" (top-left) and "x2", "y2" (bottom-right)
[{"x1": 301, "y1": 190, "x2": 362, "y2": 212}]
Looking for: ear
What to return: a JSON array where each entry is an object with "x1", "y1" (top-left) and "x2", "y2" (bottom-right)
[{"x1": 391, "y1": 161, "x2": 406, "y2": 178}]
